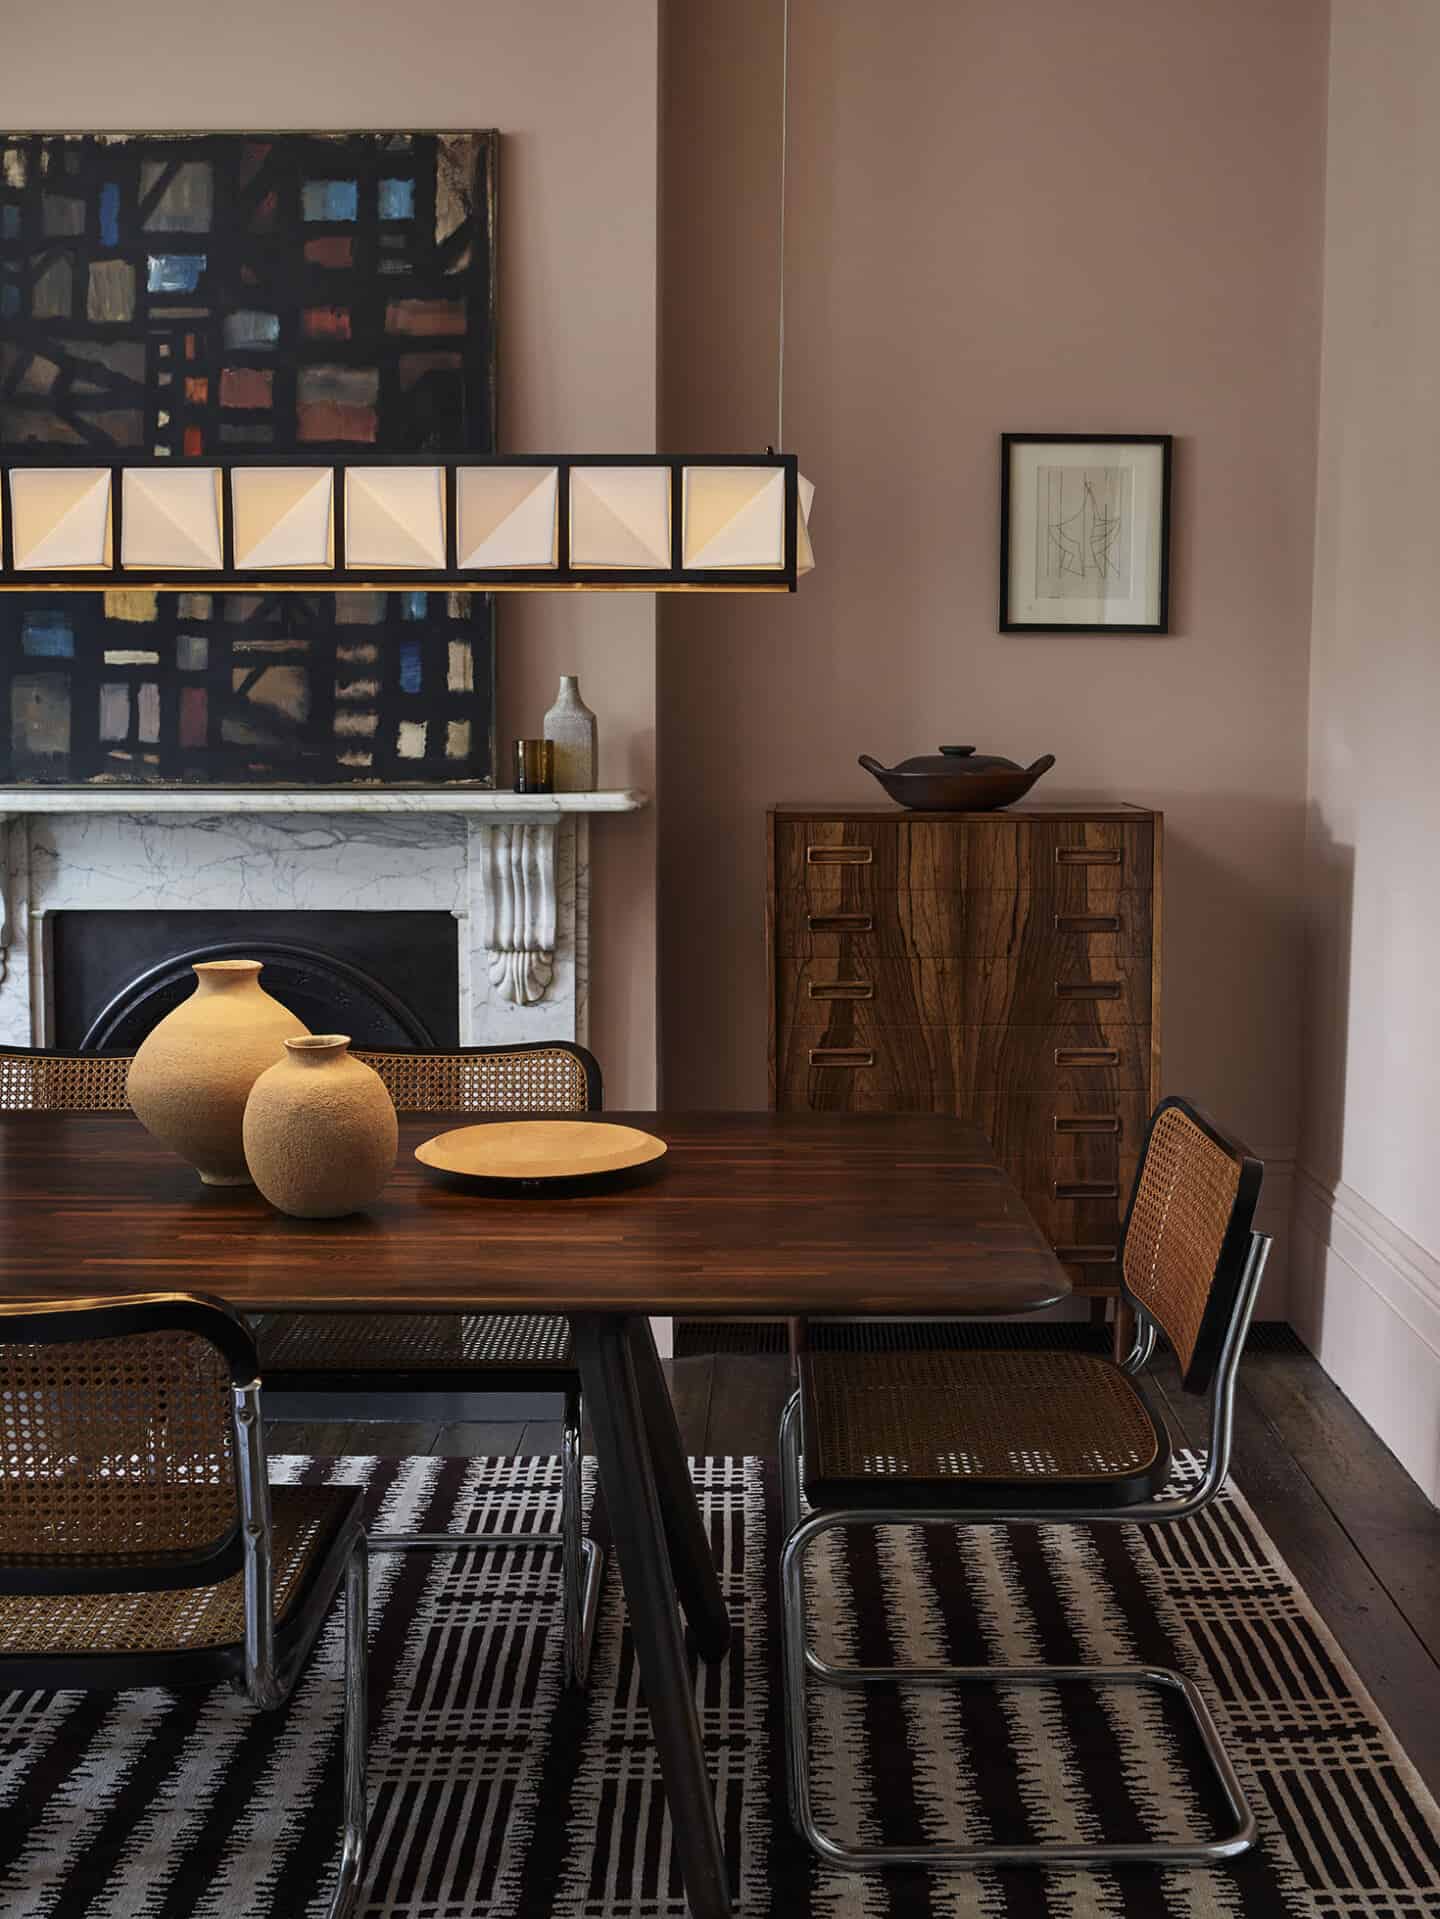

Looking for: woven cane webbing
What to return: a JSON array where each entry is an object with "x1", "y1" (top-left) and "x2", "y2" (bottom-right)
[
  {"x1": 257, "y1": 1311, "x2": 573, "y2": 1375},
  {"x1": 802, "y1": 1349, "x2": 1163, "y2": 1498},
  {"x1": 353, "y1": 1047, "x2": 591, "y2": 1114},
  {"x1": 1122, "y1": 1104, "x2": 1243, "y2": 1381},
  {"x1": 0, "y1": 1048, "x2": 132, "y2": 1113},
  {"x1": 0, "y1": 1331, "x2": 237, "y2": 1569},
  {"x1": 0, "y1": 1486, "x2": 344, "y2": 1655}
]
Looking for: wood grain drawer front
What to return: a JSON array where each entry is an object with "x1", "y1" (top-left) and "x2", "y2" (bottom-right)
[
  {"x1": 904, "y1": 820, "x2": 1154, "y2": 891},
  {"x1": 777, "y1": 956, "x2": 1151, "y2": 1029},
  {"x1": 1012, "y1": 1181, "x2": 1127, "y2": 1246},
  {"x1": 775, "y1": 887, "x2": 1155, "y2": 959},
  {"x1": 977, "y1": 1093, "x2": 1150, "y2": 1164},
  {"x1": 1007, "y1": 1156, "x2": 1140, "y2": 1212},
  {"x1": 776, "y1": 822, "x2": 903, "y2": 889},
  {"x1": 778, "y1": 1031, "x2": 953, "y2": 1114},
  {"x1": 776, "y1": 819, "x2": 1153, "y2": 896},
  {"x1": 778, "y1": 993, "x2": 1152, "y2": 1092}
]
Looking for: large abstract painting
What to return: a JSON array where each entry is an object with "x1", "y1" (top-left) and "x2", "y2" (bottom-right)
[{"x1": 0, "y1": 130, "x2": 497, "y2": 783}]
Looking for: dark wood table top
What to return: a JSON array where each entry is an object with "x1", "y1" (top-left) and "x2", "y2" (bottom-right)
[{"x1": 0, "y1": 1109, "x2": 1070, "y2": 1317}]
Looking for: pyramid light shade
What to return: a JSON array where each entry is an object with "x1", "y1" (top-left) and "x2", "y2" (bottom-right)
[
  {"x1": 9, "y1": 467, "x2": 112, "y2": 570},
  {"x1": 570, "y1": 466, "x2": 671, "y2": 568},
  {"x1": 458, "y1": 465, "x2": 558, "y2": 568},
  {"x1": 797, "y1": 473, "x2": 816, "y2": 576},
  {"x1": 232, "y1": 467, "x2": 334, "y2": 570},
  {"x1": 682, "y1": 465, "x2": 786, "y2": 568},
  {"x1": 121, "y1": 467, "x2": 222, "y2": 569},
  {"x1": 345, "y1": 466, "x2": 446, "y2": 569}
]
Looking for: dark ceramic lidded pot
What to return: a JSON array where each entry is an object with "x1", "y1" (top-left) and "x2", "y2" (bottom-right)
[{"x1": 858, "y1": 745, "x2": 1057, "y2": 812}]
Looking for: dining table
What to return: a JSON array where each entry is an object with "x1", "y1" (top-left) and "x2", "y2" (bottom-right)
[{"x1": 0, "y1": 1105, "x2": 1069, "y2": 1919}]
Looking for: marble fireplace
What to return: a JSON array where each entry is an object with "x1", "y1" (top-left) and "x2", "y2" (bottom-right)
[{"x1": 0, "y1": 787, "x2": 648, "y2": 1055}]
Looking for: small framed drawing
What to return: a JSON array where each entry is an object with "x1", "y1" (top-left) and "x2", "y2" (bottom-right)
[{"x1": 999, "y1": 434, "x2": 1172, "y2": 633}]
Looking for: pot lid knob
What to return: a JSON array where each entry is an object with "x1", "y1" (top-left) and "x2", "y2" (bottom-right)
[{"x1": 939, "y1": 745, "x2": 976, "y2": 757}]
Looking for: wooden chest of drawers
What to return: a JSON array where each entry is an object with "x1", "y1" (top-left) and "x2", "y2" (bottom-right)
[{"x1": 766, "y1": 803, "x2": 1162, "y2": 1310}]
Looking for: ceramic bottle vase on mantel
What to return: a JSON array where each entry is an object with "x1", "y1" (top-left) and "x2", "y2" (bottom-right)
[{"x1": 543, "y1": 676, "x2": 598, "y2": 792}]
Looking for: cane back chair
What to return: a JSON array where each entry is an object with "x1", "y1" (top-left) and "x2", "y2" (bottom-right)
[
  {"x1": 255, "y1": 1041, "x2": 605, "y2": 1690},
  {"x1": 0, "y1": 1294, "x2": 368, "y2": 1918},
  {"x1": 0, "y1": 1044, "x2": 131, "y2": 1111},
  {"x1": 779, "y1": 1095, "x2": 1270, "y2": 1873}
]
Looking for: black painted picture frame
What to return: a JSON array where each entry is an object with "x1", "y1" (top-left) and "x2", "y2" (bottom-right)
[{"x1": 999, "y1": 433, "x2": 1172, "y2": 634}]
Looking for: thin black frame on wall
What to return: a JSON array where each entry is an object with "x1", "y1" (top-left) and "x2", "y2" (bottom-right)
[{"x1": 999, "y1": 434, "x2": 1173, "y2": 634}]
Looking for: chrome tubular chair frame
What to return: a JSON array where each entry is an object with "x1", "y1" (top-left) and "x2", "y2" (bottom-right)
[
  {"x1": 366, "y1": 1380, "x2": 603, "y2": 1691},
  {"x1": 0, "y1": 1297, "x2": 369, "y2": 1919},
  {"x1": 235, "y1": 1376, "x2": 370, "y2": 1913},
  {"x1": 778, "y1": 1226, "x2": 1272, "y2": 1872}
]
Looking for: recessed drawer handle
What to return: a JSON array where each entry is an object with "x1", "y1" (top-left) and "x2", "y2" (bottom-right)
[
  {"x1": 806, "y1": 913, "x2": 875, "y2": 933},
  {"x1": 806, "y1": 844, "x2": 873, "y2": 866},
  {"x1": 1055, "y1": 846, "x2": 1122, "y2": 866},
  {"x1": 1055, "y1": 1244, "x2": 1120, "y2": 1265},
  {"x1": 1054, "y1": 1047, "x2": 1121, "y2": 1068},
  {"x1": 809, "y1": 1047, "x2": 875, "y2": 1068},
  {"x1": 1055, "y1": 980, "x2": 1123, "y2": 1000},
  {"x1": 1054, "y1": 1113, "x2": 1121, "y2": 1136},
  {"x1": 808, "y1": 980, "x2": 875, "y2": 1000},
  {"x1": 1054, "y1": 1179, "x2": 1121, "y2": 1200},
  {"x1": 1055, "y1": 913, "x2": 1122, "y2": 934}
]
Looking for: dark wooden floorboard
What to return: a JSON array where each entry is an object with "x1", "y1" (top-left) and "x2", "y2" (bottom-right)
[
  {"x1": 668, "y1": 1353, "x2": 715, "y2": 1455},
  {"x1": 703, "y1": 1353, "x2": 789, "y2": 1456},
  {"x1": 267, "y1": 1419, "x2": 440, "y2": 1455},
  {"x1": 432, "y1": 1422, "x2": 526, "y2": 1456},
  {"x1": 1239, "y1": 1348, "x2": 1440, "y2": 1666}
]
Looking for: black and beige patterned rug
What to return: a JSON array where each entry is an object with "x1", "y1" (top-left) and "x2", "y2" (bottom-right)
[{"x1": 2, "y1": 1452, "x2": 1438, "y2": 1916}]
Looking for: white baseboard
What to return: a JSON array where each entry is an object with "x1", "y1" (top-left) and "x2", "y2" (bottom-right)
[{"x1": 1290, "y1": 1166, "x2": 1440, "y2": 1506}]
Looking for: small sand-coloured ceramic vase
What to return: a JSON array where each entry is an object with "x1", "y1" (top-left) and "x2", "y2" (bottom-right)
[
  {"x1": 127, "y1": 959, "x2": 309, "y2": 1185},
  {"x1": 243, "y1": 1034, "x2": 398, "y2": 1219}
]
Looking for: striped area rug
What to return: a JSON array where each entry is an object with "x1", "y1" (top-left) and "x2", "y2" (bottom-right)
[{"x1": 2, "y1": 1451, "x2": 1438, "y2": 1916}]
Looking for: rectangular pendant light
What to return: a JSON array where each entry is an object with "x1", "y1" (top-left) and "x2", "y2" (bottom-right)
[{"x1": 0, "y1": 452, "x2": 813, "y2": 592}]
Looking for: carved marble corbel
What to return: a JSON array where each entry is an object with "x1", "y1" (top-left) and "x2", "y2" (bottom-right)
[{"x1": 475, "y1": 820, "x2": 557, "y2": 1005}]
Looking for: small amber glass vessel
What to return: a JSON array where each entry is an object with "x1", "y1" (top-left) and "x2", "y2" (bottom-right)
[{"x1": 514, "y1": 738, "x2": 555, "y2": 793}]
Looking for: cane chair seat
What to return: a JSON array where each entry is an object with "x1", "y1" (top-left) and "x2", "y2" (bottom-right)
[
  {"x1": 799, "y1": 1347, "x2": 1172, "y2": 1511},
  {"x1": 256, "y1": 1310, "x2": 573, "y2": 1388},
  {"x1": 0, "y1": 1484, "x2": 357, "y2": 1659}
]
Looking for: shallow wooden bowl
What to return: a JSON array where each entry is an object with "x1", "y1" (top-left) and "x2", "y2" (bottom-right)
[{"x1": 415, "y1": 1119, "x2": 668, "y2": 1189}]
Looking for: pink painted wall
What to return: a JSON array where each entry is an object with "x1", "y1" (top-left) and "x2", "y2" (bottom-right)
[
  {"x1": 0, "y1": 0, "x2": 661, "y2": 1103},
  {"x1": 659, "y1": 0, "x2": 1329, "y2": 1301},
  {"x1": 1292, "y1": 0, "x2": 1440, "y2": 1500}
]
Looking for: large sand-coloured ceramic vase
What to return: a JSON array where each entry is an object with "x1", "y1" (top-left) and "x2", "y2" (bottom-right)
[
  {"x1": 243, "y1": 1035, "x2": 398, "y2": 1218},
  {"x1": 127, "y1": 959, "x2": 310, "y2": 1185}
]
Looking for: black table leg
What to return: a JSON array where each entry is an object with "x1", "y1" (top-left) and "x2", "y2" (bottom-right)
[
  {"x1": 627, "y1": 1316, "x2": 732, "y2": 1661},
  {"x1": 571, "y1": 1314, "x2": 733, "y2": 1919}
]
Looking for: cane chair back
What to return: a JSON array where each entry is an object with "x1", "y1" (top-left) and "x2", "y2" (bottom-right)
[
  {"x1": 352, "y1": 1042, "x2": 599, "y2": 1114},
  {"x1": 0, "y1": 1296, "x2": 257, "y2": 1596},
  {"x1": 1119, "y1": 1098, "x2": 1263, "y2": 1394},
  {"x1": 0, "y1": 1045, "x2": 132, "y2": 1112}
]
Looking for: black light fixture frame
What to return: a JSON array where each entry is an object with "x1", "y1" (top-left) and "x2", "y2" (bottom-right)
[{"x1": 0, "y1": 449, "x2": 800, "y2": 594}]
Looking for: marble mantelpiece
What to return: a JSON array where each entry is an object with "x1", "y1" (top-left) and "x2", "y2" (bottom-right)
[{"x1": 0, "y1": 788, "x2": 648, "y2": 1050}]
